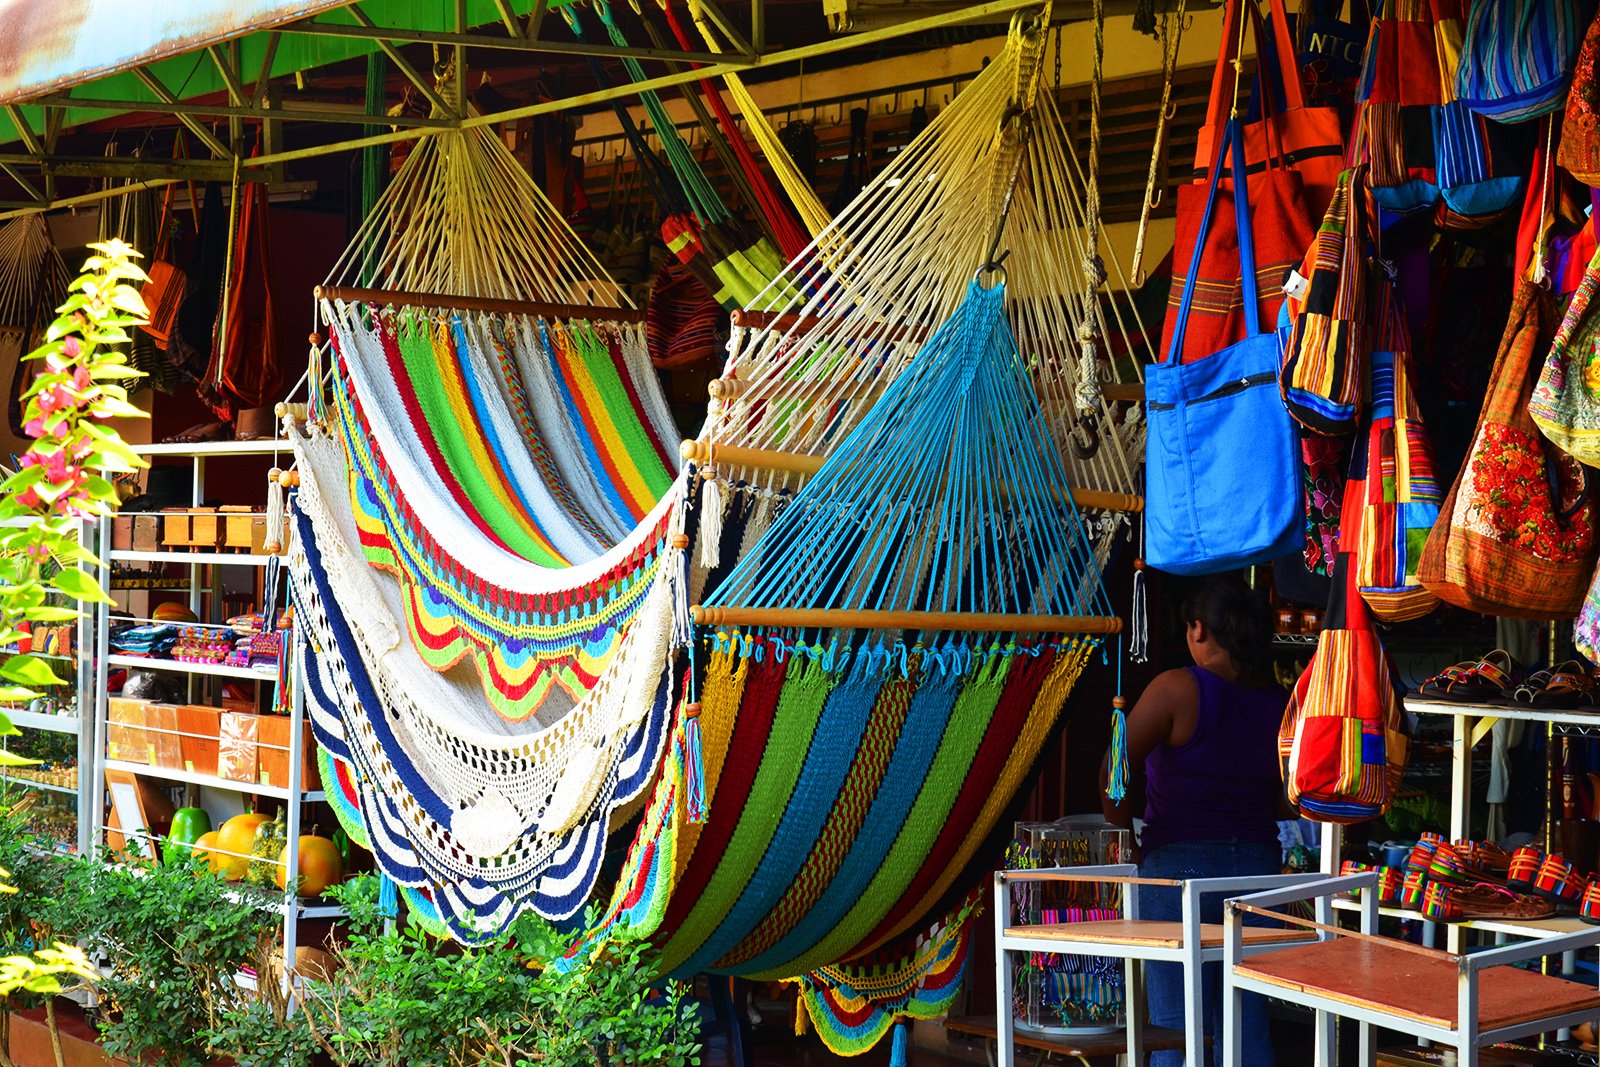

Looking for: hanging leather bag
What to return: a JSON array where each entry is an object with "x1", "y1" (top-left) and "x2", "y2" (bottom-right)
[
  {"x1": 139, "y1": 180, "x2": 187, "y2": 347},
  {"x1": 1147, "y1": 120, "x2": 1304, "y2": 575}
]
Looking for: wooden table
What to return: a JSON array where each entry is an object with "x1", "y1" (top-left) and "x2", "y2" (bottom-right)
[{"x1": 946, "y1": 1013, "x2": 1191, "y2": 1066}]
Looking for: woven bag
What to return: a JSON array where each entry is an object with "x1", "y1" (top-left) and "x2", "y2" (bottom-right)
[
  {"x1": 1420, "y1": 282, "x2": 1597, "y2": 617},
  {"x1": 1530, "y1": 246, "x2": 1600, "y2": 464},
  {"x1": 1280, "y1": 554, "x2": 1408, "y2": 824},
  {"x1": 1559, "y1": 8, "x2": 1600, "y2": 183},
  {"x1": 1457, "y1": 0, "x2": 1592, "y2": 124},
  {"x1": 1346, "y1": 291, "x2": 1442, "y2": 622},
  {"x1": 1280, "y1": 166, "x2": 1370, "y2": 435}
]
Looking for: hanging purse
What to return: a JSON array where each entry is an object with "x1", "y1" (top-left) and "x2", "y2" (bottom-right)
[
  {"x1": 139, "y1": 179, "x2": 188, "y2": 347},
  {"x1": 1280, "y1": 165, "x2": 1371, "y2": 435},
  {"x1": 1456, "y1": 0, "x2": 1592, "y2": 124},
  {"x1": 1280, "y1": 554, "x2": 1409, "y2": 824},
  {"x1": 1529, "y1": 246, "x2": 1600, "y2": 465},
  {"x1": 1162, "y1": 0, "x2": 1332, "y2": 364},
  {"x1": 1420, "y1": 282, "x2": 1597, "y2": 617},
  {"x1": 1147, "y1": 120, "x2": 1304, "y2": 575},
  {"x1": 1346, "y1": 287, "x2": 1442, "y2": 622},
  {"x1": 1357, "y1": 0, "x2": 1452, "y2": 213},
  {"x1": 1560, "y1": 7, "x2": 1600, "y2": 184}
]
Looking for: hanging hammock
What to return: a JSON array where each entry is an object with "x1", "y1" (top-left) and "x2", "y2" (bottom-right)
[{"x1": 289, "y1": 7, "x2": 1146, "y2": 1057}]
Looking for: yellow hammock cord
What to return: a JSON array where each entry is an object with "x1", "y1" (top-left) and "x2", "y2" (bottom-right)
[{"x1": 688, "y1": 0, "x2": 833, "y2": 239}]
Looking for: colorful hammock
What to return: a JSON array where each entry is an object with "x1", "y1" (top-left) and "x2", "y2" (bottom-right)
[{"x1": 289, "y1": 6, "x2": 1148, "y2": 1056}]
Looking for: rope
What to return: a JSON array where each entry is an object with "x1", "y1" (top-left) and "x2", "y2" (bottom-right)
[{"x1": 1130, "y1": 0, "x2": 1187, "y2": 286}]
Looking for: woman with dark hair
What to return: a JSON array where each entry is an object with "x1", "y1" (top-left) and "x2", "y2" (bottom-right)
[{"x1": 1100, "y1": 573, "x2": 1289, "y2": 1067}]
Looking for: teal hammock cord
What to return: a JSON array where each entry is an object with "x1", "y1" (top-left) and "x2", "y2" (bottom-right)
[{"x1": 704, "y1": 275, "x2": 1115, "y2": 633}]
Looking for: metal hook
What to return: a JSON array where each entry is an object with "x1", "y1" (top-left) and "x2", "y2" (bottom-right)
[
  {"x1": 831, "y1": 101, "x2": 846, "y2": 125},
  {"x1": 884, "y1": 91, "x2": 900, "y2": 115},
  {"x1": 1071, "y1": 416, "x2": 1102, "y2": 461}
]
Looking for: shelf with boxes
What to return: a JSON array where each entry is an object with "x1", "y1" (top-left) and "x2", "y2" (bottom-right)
[{"x1": 90, "y1": 443, "x2": 331, "y2": 994}]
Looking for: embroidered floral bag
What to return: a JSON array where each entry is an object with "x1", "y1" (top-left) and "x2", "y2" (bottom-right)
[
  {"x1": 1419, "y1": 281, "x2": 1597, "y2": 617},
  {"x1": 1530, "y1": 247, "x2": 1600, "y2": 465}
]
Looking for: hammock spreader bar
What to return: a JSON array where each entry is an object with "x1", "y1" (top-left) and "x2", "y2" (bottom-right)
[
  {"x1": 690, "y1": 605, "x2": 1123, "y2": 633},
  {"x1": 315, "y1": 285, "x2": 648, "y2": 324},
  {"x1": 678, "y1": 439, "x2": 1145, "y2": 513}
]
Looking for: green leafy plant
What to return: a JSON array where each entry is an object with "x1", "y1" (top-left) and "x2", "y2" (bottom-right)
[
  {"x1": 0, "y1": 238, "x2": 146, "y2": 763},
  {"x1": 291, "y1": 876, "x2": 702, "y2": 1067},
  {"x1": 70, "y1": 854, "x2": 277, "y2": 1067}
]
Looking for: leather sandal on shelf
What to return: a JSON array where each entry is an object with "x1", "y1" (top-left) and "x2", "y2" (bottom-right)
[
  {"x1": 1420, "y1": 881, "x2": 1556, "y2": 923},
  {"x1": 1437, "y1": 649, "x2": 1522, "y2": 704},
  {"x1": 1527, "y1": 660, "x2": 1598, "y2": 708}
]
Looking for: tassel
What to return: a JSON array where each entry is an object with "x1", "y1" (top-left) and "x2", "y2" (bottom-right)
[
  {"x1": 794, "y1": 996, "x2": 809, "y2": 1036},
  {"x1": 667, "y1": 498, "x2": 693, "y2": 649},
  {"x1": 1108, "y1": 695, "x2": 1129, "y2": 803},
  {"x1": 1130, "y1": 556, "x2": 1148, "y2": 664},
  {"x1": 699, "y1": 466, "x2": 724, "y2": 570},
  {"x1": 264, "y1": 469, "x2": 286, "y2": 555},
  {"x1": 889, "y1": 1019, "x2": 908, "y2": 1067},
  {"x1": 682, "y1": 703, "x2": 706, "y2": 824},
  {"x1": 378, "y1": 872, "x2": 398, "y2": 918}
]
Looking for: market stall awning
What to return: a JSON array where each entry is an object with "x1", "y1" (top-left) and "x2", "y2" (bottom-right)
[{"x1": 0, "y1": 0, "x2": 353, "y2": 106}]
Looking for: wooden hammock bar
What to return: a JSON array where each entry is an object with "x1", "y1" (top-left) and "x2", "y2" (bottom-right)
[
  {"x1": 313, "y1": 285, "x2": 648, "y2": 323},
  {"x1": 679, "y1": 438, "x2": 1145, "y2": 513},
  {"x1": 691, "y1": 605, "x2": 1124, "y2": 634},
  {"x1": 710, "y1": 377, "x2": 1142, "y2": 403}
]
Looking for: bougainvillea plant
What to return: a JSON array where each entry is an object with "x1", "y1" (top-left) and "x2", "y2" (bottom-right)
[
  {"x1": 0, "y1": 238, "x2": 149, "y2": 997},
  {"x1": 0, "y1": 238, "x2": 148, "y2": 766}
]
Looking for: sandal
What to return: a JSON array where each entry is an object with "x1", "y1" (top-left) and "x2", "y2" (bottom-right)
[
  {"x1": 1418, "y1": 662, "x2": 1478, "y2": 701},
  {"x1": 1438, "y1": 649, "x2": 1522, "y2": 704},
  {"x1": 1531, "y1": 660, "x2": 1597, "y2": 708},
  {"x1": 1421, "y1": 882, "x2": 1556, "y2": 923}
]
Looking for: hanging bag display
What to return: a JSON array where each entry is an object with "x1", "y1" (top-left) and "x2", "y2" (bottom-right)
[
  {"x1": 1357, "y1": 0, "x2": 1451, "y2": 213},
  {"x1": 1420, "y1": 285, "x2": 1597, "y2": 617},
  {"x1": 1280, "y1": 165, "x2": 1371, "y2": 435},
  {"x1": 139, "y1": 176, "x2": 190, "y2": 347},
  {"x1": 1346, "y1": 287, "x2": 1443, "y2": 621},
  {"x1": 1530, "y1": 246, "x2": 1600, "y2": 464},
  {"x1": 1559, "y1": 7, "x2": 1600, "y2": 183},
  {"x1": 1147, "y1": 120, "x2": 1303, "y2": 574},
  {"x1": 1456, "y1": 0, "x2": 1592, "y2": 124},
  {"x1": 1279, "y1": 554, "x2": 1409, "y2": 824},
  {"x1": 1162, "y1": 0, "x2": 1333, "y2": 364}
]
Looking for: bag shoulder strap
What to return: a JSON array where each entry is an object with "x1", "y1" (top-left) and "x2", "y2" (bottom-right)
[{"x1": 1168, "y1": 119, "x2": 1261, "y2": 361}]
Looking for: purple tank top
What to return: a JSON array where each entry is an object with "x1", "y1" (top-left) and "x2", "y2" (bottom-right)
[{"x1": 1140, "y1": 665, "x2": 1287, "y2": 855}]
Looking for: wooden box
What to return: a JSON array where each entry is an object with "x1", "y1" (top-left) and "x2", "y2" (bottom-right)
[
  {"x1": 161, "y1": 509, "x2": 191, "y2": 549},
  {"x1": 256, "y1": 715, "x2": 317, "y2": 790},
  {"x1": 220, "y1": 506, "x2": 266, "y2": 553},
  {"x1": 131, "y1": 514, "x2": 160, "y2": 553},
  {"x1": 189, "y1": 507, "x2": 220, "y2": 550},
  {"x1": 176, "y1": 704, "x2": 221, "y2": 777},
  {"x1": 218, "y1": 712, "x2": 259, "y2": 784},
  {"x1": 144, "y1": 703, "x2": 184, "y2": 771},
  {"x1": 112, "y1": 515, "x2": 133, "y2": 551},
  {"x1": 106, "y1": 698, "x2": 149, "y2": 765}
]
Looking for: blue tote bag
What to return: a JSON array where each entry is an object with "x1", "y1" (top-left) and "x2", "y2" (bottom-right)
[{"x1": 1147, "y1": 119, "x2": 1303, "y2": 576}]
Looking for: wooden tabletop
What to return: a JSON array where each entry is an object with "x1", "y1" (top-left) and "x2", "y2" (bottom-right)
[
  {"x1": 944, "y1": 1015, "x2": 1190, "y2": 1056},
  {"x1": 1236, "y1": 938, "x2": 1600, "y2": 1032},
  {"x1": 1004, "y1": 919, "x2": 1316, "y2": 949}
]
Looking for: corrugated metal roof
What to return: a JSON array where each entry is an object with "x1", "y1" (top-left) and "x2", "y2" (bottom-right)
[{"x1": 0, "y1": 0, "x2": 353, "y2": 105}]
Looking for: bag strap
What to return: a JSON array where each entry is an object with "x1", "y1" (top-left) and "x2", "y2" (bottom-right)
[
  {"x1": 1204, "y1": 0, "x2": 1310, "y2": 134},
  {"x1": 1168, "y1": 119, "x2": 1259, "y2": 361}
]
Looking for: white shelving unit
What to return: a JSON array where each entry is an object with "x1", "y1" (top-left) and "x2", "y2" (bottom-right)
[
  {"x1": 89, "y1": 440, "x2": 332, "y2": 996},
  {"x1": 1322, "y1": 696, "x2": 1600, "y2": 965}
]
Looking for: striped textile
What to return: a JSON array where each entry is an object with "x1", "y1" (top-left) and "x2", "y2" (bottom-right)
[
  {"x1": 1281, "y1": 167, "x2": 1369, "y2": 435},
  {"x1": 1349, "y1": 295, "x2": 1443, "y2": 622},
  {"x1": 1280, "y1": 556, "x2": 1409, "y2": 824},
  {"x1": 1457, "y1": 0, "x2": 1591, "y2": 123}
]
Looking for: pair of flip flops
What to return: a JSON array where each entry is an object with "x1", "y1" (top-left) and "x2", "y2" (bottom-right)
[{"x1": 1419, "y1": 649, "x2": 1522, "y2": 703}]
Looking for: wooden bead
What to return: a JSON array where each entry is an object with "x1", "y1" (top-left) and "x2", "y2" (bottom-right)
[
  {"x1": 1112, "y1": 695, "x2": 1127, "y2": 710},
  {"x1": 670, "y1": 533, "x2": 690, "y2": 549},
  {"x1": 685, "y1": 702, "x2": 702, "y2": 715}
]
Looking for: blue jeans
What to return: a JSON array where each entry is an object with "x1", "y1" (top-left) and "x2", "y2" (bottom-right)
[{"x1": 1139, "y1": 838, "x2": 1280, "y2": 1067}]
